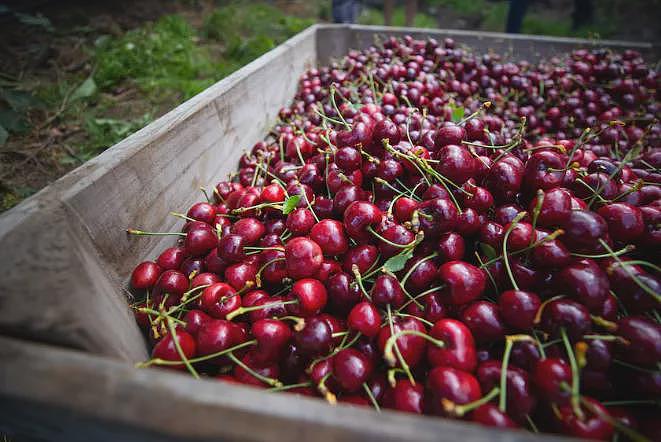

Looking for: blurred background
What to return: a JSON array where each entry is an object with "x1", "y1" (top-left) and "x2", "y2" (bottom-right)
[{"x1": 0, "y1": 0, "x2": 659, "y2": 212}]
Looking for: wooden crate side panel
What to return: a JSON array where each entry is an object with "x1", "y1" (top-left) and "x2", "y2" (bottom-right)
[
  {"x1": 0, "y1": 200, "x2": 147, "y2": 360},
  {"x1": 0, "y1": 336, "x2": 569, "y2": 442}
]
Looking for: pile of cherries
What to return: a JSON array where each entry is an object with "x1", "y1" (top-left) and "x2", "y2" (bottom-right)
[{"x1": 128, "y1": 35, "x2": 660, "y2": 440}]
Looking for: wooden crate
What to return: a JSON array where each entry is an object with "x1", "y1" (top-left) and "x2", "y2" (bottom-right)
[{"x1": 0, "y1": 24, "x2": 655, "y2": 441}]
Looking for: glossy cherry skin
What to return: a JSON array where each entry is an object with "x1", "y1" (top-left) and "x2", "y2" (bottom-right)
[
  {"x1": 289, "y1": 278, "x2": 327, "y2": 317},
  {"x1": 217, "y1": 234, "x2": 246, "y2": 263},
  {"x1": 187, "y1": 202, "x2": 217, "y2": 225},
  {"x1": 498, "y1": 290, "x2": 540, "y2": 331},
  {"x1": 563, "y1": 210, "x2": 608, "y2": 250},
  {"x1": 310, "y1": 219, "x2": 349, "y2": 255},
  {"x1": 403, "y1": 255, "x2": 438, "y2": 293},
  {"x1": 437, "y1": 232, "x2": 465, "y2": 262},
  {"x1": 438, "y1": 261, "x2": 487, "y2": 305},
  {"x1": 417, "y1": 198, "x2": 459, "y2": 237},
  {"x1": 284, "y1": 237, "x2": 323, "y2": 280},
  {"x1": 540, "y1": 298, "x2": 591, "y2": 341},
  {"x1": 251, "y1": 319, "x2": 292, "y2": 364},
  {"x1": 530, "y1": 238, "x2": 571, "y2": 269},
  {"x1": 427, "y1": 366, "x2": 482, "y2": 414},
  {"x1": 152, "y1": 329, "x2": 197, "y2": 370},
  {"x1": 156, "y1": 246, "x2": 186, "y2": 270},
  {"x1": 200, "y1": 282, "x2": 240, "y2": 319},
  {"x1": 597, "y1": 202, "x2": 645, "y2": 243},
  {"x1": 332, "y1": 348, "x2": 374, "y2": 393},
  {"x1": 196, "y1": 319, "x2": 242, "y2": 357},
  {"x1": 460, "y1": 301, "x2": 506, "y2": 344},
  {"x1": 343, "y1": 201, "x2": 383, "y2": 242},
  {"x1": 391, "y1": 380, "x2": 425, "y2": 414},
  {"x1": 153, "y1": 269, "x2": 189, "y2": 299},
  {"x1": 286, "y1": 209, "x2": 315, "y2": 236},
  {"x1": 558, "y1": 259, "x2": 610, "y2": 311},
  {"x1": 233, "y1": 350, "x2": 280, "y2": 388},
  {"x1": 471, "y1": 404, "x2": 518, "y2": 428},
  {"x1": 183, "y1": 309, "x2": 211, "y2": 336},
  {"x1": 534, "y1": 187, "x2": 572, "y2": 227},
  {"x1": 427, "y1": 319, "x2": 477, "y2": 372},
  {"x1": 477, "y1": 360, "x2": 536, "y2": 421},
  {"x1": 231, "y1": 217, "x2": 266, "y2": 245},
  {"x1": 393, "y1": 197, "x2": 418, "y2": 223},
  {"x1": 342, "y1": 244, "x2": 378, "y2": 274},
  {"x1": 616, "y1": 316, "x2": 661, "y2": 367},
  {"x1": 294, "y1": 316, "x2": 332, "y2": 356},
  {"x1": 532, "y1": 357, "x2": 572, "y2": 403},
  {"x1": 377, "y1": 316, "x2": 427, "y2": 368},
  {"x1": 557, "y1": 397, "x2": 614, "y2": 440},
  {"x1": 371, "y1": 274, "x2": 406, "y2": 308},
  {"x1": 184, "y1": 225, "x2": 218, "y2": 257},
  {"x1": 130, "y1": 261, "x2": 162, "y2": 290},
  {"x1": 326, "y1": 271, "x2": 362, "y2": 313},
  {"x1": 348, "y1": 302, "x2": 381, "y2": 337},
  {"x1": 376, "y1": 222, "x2": 415, "y2": 258},
  {"x1": 434, "y1": 144, "x2": 476, "y2": 184},
  {"x1": 224, "y1": 261, "x2": 257, "y2": 291}
]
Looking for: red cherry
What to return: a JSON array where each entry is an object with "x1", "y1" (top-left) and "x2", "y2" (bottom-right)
[
  {"x1": 438, "y1": 261, "x2": 486, "y2": 305},
  {"x1": 284, "y1": 237, "x2": 323, "y2": 280},
  {"x1": 427, "y1": 318, "x2": 477, "y2": 372},
  {"x1": 290, "y1": 278, "x2": 328, "y2": 317},
  {"x1": 332, "y1": 348, "x2": 373, "y2": 393},
  {"x1": 130, "y1": 261, "x2": 162, "y2": 290},
  {"x1": 152, "y1": 329, "x2": 197, "y2": 370},
  {"x1": 348, "y1": 302, "x2": 381, "y2": 337}
]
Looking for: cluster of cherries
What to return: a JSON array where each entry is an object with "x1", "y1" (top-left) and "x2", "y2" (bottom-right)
[{"x1": 128, "y1": 35, "x2": 660, "y2": 440}]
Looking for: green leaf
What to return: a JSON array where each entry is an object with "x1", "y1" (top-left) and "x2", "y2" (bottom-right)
[
  {"x1": 479, "y1": 242, "x2": 498, "y2": 261},
  {"x1": 70, "y1": 77, "x2": 97, "y2": 102},
  {"x1": 451, "y1": 104, "x2": 465, "y2": 123},
  {"x1": 0, "y1": 109, "x2": 28, "y2": 133},
  {"x1": 0, "y1": 124, "x2": 8, "y2": 146},
  {"x1": 282, "y1": 195, "x2": 301, "y2": 214},
  {"x1": 383, "y1": 249, "x2": 414, "y2": 273}
]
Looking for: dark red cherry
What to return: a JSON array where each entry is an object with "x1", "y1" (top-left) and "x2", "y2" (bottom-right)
[
  {"x1": 427, "y1": 366, "x2": 481, "y2": 414},
  {"x1": 183, "y1": 309, "x2": 211, "y2": 336},
  {"x1": 616, "y1": 316, "x2": 661, "y2": 367},
  {"x1": 332, "y1": 348, "x2": 373, "y2": 393},
  {"x1": 200, "y1": 283, "x2": 240, "y2": 319},
  {"x1": 152, "y1": 329, "x2": 196, "y2": 370},
  {"x1": 476, "y1": 360, "x2": 536, "y2": 421},
  {"x1": 251, "y1": 319, "x2": 292, "y2": 363},
  {"x1": 597, "y1": 202, "x2": 645, "y2": 243},
  {"x1": 564, "y1": 210, "x2": 607, "y2": 250},
  {"x1": 156, "y1": 246, "x2": 186, "y2": 270},
  {"x1": 348, "y1": 302, "x2": 381, "y2": 337},
  {"x1": 558, "y1": 259, "x2": 610, "y2": 311},
  {"x1": 290, "y1": 278, "x2": 327, "y2": 317},
  {"x1": 540, "y1": 298, "x2": 591, "y2": 341},
  {"x1": 184, "y1": 225, "x2": 218, "y2": 257},
  {"x1": 326, "y1": 271, "x2": 361, "y2": 313},
  {"x1": 218, "y1": 234, "x2": 246, "y2": 263},
  {"x1": 294, "y1": 316, "x2": 332, "y2": 356},
  {"x1": 471, "y1": 404, "x2": 518, "y2": 428},
  {"x1": 231, "y1": 217, "x2": 266, "y2": 245},
  {"x1": 196, "y1": 319, "x2": 240, "y2": 357},
  {"x1": 534, "y1": 187, "x2": 572, "y2": 227},
  {"x1": 284, "y1": 237, "x2": 323, "y2": 280},
  {"x1": 187, "y1": 202, "x2": 217, "y2": 225},
  {"x1": 427, "y1": 318, "x2": 477, "y2": 372},
  {"x1": 460, "y1": 301, "x2": 506, "y2": 344},
  {"x1": 391, "y1": 380, "x2": 425, "y2": 414},
  {"x1": 131, "y1": 261, "x2": 162, "y2": 290},
  {"x1": 342, "y1": 244, "x2": 378, "y2": 274},
  {"x1": 343, "y1": 201, "x2": 382, "y2": 242},
  {"x1": 417, "y1": 198, "x2": 458, "y2": 237},
  {"x1": 371, "y1": 274, "x2": 406, "y2": 308},
  {"x1": 310, "y1": 219, "x2": 349, "y2": 255},
  {"x1": 437, "y1": 232, "x2": 465, "y2": 262},
  {"x1": 438, "y1": 261, "x2": 487, "y2": 305},
  {"x1": 557, "y1": 397, "x2": 613, "y2": 440},
  {"x1": 233, "y1": 350, "x2": 280, "y2": 387},
  {"x1": 498, "y1": 290, "x2": 540, "y2": 330},
  {"x1": 377, "y1": 316, "x2": 427, "y2": 368},
  {"x1": 532, "y1": 357, "x2": 572, "y2": 403},
  {"x1": 434, "y1": 144, "x2": 476, "y2": 184},
  {"x1": 286, "y1": 209, "x2": 315, "y2": 236}
]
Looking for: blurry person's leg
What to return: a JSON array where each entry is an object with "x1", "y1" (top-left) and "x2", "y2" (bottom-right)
[
  {"x1": 506, "y1": 0, "x2": 529, "y2": 33},
  {"x1": 405, "y1": 0, "x2": 418, "y2": 27},
  {"x1": 572, "y1": 0, "x2": 593, "y2": 30},
  {"x1": 384, "y1": 0, "x2": 394, "y2": 26},
  {"x1": 333, "y1": 0, "x2": 359, "y2": 23}
]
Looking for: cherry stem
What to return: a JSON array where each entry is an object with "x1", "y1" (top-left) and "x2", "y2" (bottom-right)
[
  {"x1": 529, "y1": 190, "x2": 544, "y2": 249},
  {"x1": 571, "y1": 244, "x2": 635, "y2": 259},
  {"x1": 401, "y1": 252, "x2": 438, "y2": 288},
  {"x1": 394, "y1": 312, "x2": 433, "y2": 327},
  {"x1": 579, "y1": 396, "x2": 648, "y2": 442},
  {"x1": 317, "y1": 372, "x2": 338, "y2": 405},
  {"x1": 228, "y1": 352, "x2": 282, "y2": 388},
  {"x1": 610, "y1": 259, "x2": 661, "y2": 274},
  {"x1": 268, "y1": 381, "x2": 312, "y2": 392},
  {"x1": 329, "y1": 86, "x2": 351, "y2": 129},
  {"x1": 446, "y1": 386, "x2": 500, "y2": 417},
  {"x1": 502, "y1": 211, "x2": 528, "y2": 291},
  {"x1": 199, "y1": 186, "x2": 212, "y2": 203},
  {"x1": 225, "y1": 299, "x2": 298, "y2": 321},
  {"x1": 137, "y1": 339, "x2": 257, "y2": 367},
  {"x1": 126, "y1": 228, "x2": 186, "y2": 237},
  {"x1": 367, "y1": 226, "x2": 418, "y2": 249},
  {"x1": 499, "y1": 334, "x2": 535, "y2": 412},
  {"x1": 351, "y1": 265, "x2": 372, "y2": 301},
  {"x1": 255, "y1": 257, "x2": 286, "y2": 287},
  {"x1": 599, "y1": 239, "x2": 661, "y2": 303},
  {"x1": 560, "y1": 327, "x2": 584, "y2": 421},
  {"x1": 386, "y1": 304, "x2": 415, "y2": 386},
  {"x1": 384, "y1": 330, "x2": 445, "y2": 367},
  {"x1": 170, "y1": 212, "x2": 197, "y2": 222},
  {"x1": 165, "y1": 317, "x2": 200, "y2": 379},
  {"x1": 590, "y1": 315, "x2": 618, "y2": 332},
  {"x1": 363, "y1": 382, "x2": 381, "y2": 412},
  {"x1": 526, "y1": 415, "x2": 540, "y2": 433},
  {"x1": 397, "y1": 285, "x2": 444, "y2": 312}
]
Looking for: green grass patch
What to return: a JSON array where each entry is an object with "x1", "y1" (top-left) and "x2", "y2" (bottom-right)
[{"x1": 358, "y1": 6, "x2": 438, "y2": 28}]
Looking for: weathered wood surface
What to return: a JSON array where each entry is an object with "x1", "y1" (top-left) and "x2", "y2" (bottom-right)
[
  {"x1": 0, "y1": 335, "x2": 573, "y2": 442},
  {"x1": 0, "y1": 24, "x2": 655, "y2": 441}
]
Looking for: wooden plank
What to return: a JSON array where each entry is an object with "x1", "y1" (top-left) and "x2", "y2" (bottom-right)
[{"x1": 0, "y1": 336, "x2": 571, "y2": 442}]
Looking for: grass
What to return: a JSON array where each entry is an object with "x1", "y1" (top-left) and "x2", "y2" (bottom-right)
[
  {"x1": 0, "y1": 2, "x2": 314, "y2": 211},
  {"x1": 359, "y1": 6, "x2": 438, "y2": 28}
]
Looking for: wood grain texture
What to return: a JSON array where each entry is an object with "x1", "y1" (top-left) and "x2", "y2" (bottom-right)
[{"x1": 0, "y1": 336, "x2": 572, "y2": 442}]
